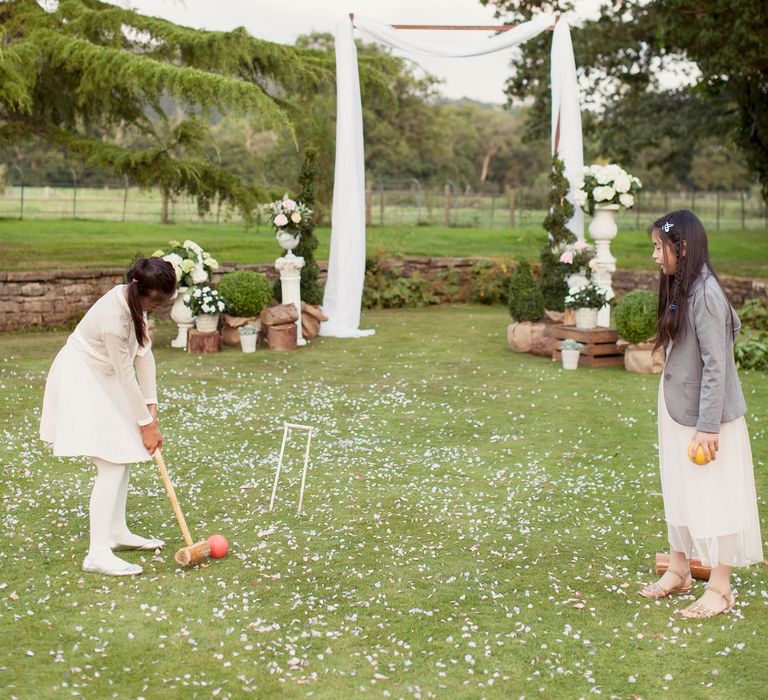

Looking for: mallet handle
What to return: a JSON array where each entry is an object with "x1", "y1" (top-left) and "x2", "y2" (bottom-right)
[{"x1": 154, "y1": 450, "x2": 194, "y2": 547}]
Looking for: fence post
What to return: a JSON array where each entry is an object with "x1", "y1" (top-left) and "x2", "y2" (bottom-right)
[
  {"x1": 716, "y1": 191, "x2": 720, "y2": 230},
  {"x1": 741, "y1": 190, "x2": 745, "y2": 230},
  {"x1": 444, "y1": 183, "x2": 451, "y2": 227},
  {"x1": 13, "y1": 165, "x2": 24, "y2": 220},
  {"x1": 122, "y1": 176, "x2": 129, "y2": 222},
  {"x1": 379, "y1": 180, "x2": 384, "y2": 226},
  {"x1": 412, "y1": 178, "x2": 422, "y2": 224},
  {"x1": 507, "y1": 186, "x2": 516, "y2": 228},
  {"x1": 365, "y1": 180, "x2": 373, "y2": 227},
  {"x1": 70, "y1": 168, "x2": 78, "y2": 219},
  {"x1": 490, "y1": 192, "x2": 496, "y2": 228}
]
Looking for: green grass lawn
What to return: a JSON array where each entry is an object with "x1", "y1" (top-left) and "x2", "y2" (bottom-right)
[
  {"x1": 1, "y1": 219, "x2": 767, "y2": 278},
  {"x1": 1, "y1": 306, "x2": 766, "y2": 698}
]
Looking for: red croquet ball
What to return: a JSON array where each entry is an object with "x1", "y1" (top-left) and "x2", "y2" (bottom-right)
[{"x1": 207, "y1": 534, "x2": 229, "y2": 559}]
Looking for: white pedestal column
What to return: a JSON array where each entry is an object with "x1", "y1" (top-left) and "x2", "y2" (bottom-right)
[
  {"x1": 275, "y1": 252, "x2": 306, "y2": 346},
  {"x1": 589, "y1": 204, "x2": 619, "y2": 328}
]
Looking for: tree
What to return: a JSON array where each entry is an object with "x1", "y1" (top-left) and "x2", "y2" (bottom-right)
[
  {"x1": 0, "y1": 0, "x2": 336, "y2": 221},
  {"x1": 480, "y1": 0, "x2": 767, "y2": 200}
]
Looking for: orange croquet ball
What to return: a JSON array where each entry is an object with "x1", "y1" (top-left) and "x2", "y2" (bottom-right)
[
  {"x1": 207, "y1": 534, "x2": 229, "y2": 559},
  {"x1": 687, "y1": 442, "x2": 709, "y2": 465}
]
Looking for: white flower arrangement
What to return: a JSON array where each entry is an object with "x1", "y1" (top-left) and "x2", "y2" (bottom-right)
[
  {"x1": 151, "y1": 239, "x2": 219, "y2": 288},
  {"x1": 264, "y1": 194, "x2": 313, "y2": 244},
  {"x1": 572, "y1": 164, "x2": 642, "y2": 215},
  {"x1": 183, "y1": 285, "x2": 228, "y2": 317}
]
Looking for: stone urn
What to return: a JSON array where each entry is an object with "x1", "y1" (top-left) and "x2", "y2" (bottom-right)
[{"x1": 170, "y1": 286, "x2": 194, "y2": 348}]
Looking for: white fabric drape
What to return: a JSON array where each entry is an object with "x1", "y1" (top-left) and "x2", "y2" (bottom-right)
[
  {"x1": 321, "y1": 13, "x2": 584, "y2": 337},
  {"x1": 550, "y1": 19, "x2": 584, "y2": 239}
]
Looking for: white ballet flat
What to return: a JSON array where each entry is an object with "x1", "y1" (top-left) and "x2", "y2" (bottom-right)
[
  {"x1": 82, "y1": 555, "x2": 143, "y2": 577},
  {"x1": 110, "y1": 537, "x2": 165, "y2": 552}
]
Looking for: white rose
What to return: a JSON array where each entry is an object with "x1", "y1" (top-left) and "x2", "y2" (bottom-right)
[
  {"x1": 181, "y1": 258, "x2": 195, "y2": 273},
  {"x1": 207, "y1": 257, "x2": 219, "y2": 270},
  {"x1": 595, "y1": 166, "x2": 612, "y2": 185},
  {"x1": 593, "y1": 185, "x2": 616, "y2": 202},
  {"x1": 573, "y1": 190, "x2": 588, "y2": 207},
  {"x1": 619, "y1": 193, "x2": 635, "y2": 208},
  {"x1": 191, "y1": 265, "x2": 208, "y2": 284},
  {"x1": 183, "y1": 240, "x2": 203, "y2": 254},
  {"x1": 613, "y1": 173, "x2": 632, "y2": 193},
  {"x1": 290, "y1": 212, "x2": 302, "y2": 224}
]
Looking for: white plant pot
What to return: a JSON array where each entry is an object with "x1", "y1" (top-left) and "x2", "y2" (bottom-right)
[
  {"x1": 195, "y1": 313, "x2": 220, "y2": 333},
  {"x1": 574, "y1": 307, "x2": 599, "y2": 330},
  {"x1": 561, "y1": 348, "x2": 580, "y2": 370},
  {"x1": 170, "y1": 286, "x2": 194, "y2": 348},
  {"x1": 239, "y1": 333, "x2": 258, "y2": 353}
]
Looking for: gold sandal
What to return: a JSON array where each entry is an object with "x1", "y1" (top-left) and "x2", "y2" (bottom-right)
[
  {"x1": 678, "y1": 585, "x2": 736, "y2": 619},
  {"x1": 639, "y1": 567, "x2": 692, "y2": 600}
]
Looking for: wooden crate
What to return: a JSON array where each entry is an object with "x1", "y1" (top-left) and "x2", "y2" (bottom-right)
[{"x1": 551, "y1": 325, "x2": 624, "y2": 368}]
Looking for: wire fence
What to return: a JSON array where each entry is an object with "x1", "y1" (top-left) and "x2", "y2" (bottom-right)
[{"x1": 1, "y1": 180, "x2": 766, "y2": 230}]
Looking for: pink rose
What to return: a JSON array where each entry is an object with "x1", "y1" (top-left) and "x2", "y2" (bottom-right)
[
  {"x1": 573, "y1": 241, "x2": 589, "y2": 251},
  {"x1": 274, "y1": 214, "x2": 288, "y2": 227},
  {"x1": 559, "y1": 251, "x2": 574, "y2": 264},
  {"x1": 282, "y1": 199, "x2": 297, "y2": 211}
]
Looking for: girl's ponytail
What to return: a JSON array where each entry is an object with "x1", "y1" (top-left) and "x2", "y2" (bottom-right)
[{"x1": 125, "y1": 258, "x2": 177, "y2": 346}]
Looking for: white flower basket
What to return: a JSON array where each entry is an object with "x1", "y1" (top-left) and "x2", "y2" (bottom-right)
[
  {"x1": 195, "y1": 313, "x2": 220, "y2": 333},
  {"x1": 561, "y1": 348, "x2": 581, "y2": 370},
  {"x1": 574, "y1": 307, "x2": 599, "y2": 330}
]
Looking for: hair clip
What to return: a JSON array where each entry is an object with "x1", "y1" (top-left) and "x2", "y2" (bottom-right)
[
  {"x1": 662, "y1": 221, "x2": 674, "y2": 233},
  {"x1": 669, "y1": 303, "x2": 677, "y2": 312},
  {"x1": 131, "y1": 277, "x2": 138, "y2": 283}
]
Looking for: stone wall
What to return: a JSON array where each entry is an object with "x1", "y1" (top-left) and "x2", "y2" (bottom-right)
[{"x1": 1, "y1": 257, "x2": 765, "y2": 331}]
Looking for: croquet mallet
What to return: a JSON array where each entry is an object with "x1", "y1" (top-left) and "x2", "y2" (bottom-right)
[{"x1": 154, "y1": 449, "x2": 217, "y2": 567}]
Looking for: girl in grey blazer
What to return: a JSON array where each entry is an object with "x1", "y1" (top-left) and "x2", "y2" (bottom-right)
[{"x1": 639, "y1": 210, "x2": 763, "y2": 618}]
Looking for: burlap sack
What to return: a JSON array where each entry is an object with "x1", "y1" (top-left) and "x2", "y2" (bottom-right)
[
  {"x1": 507, "y1": 322, "x2": 547, "y2": 353},
  {"x1": 624, "y1": 342, "x2": 664, "y2": 374}
]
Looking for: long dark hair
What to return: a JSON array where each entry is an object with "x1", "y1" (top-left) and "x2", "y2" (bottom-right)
[
  {"x1": 652, "y1": 209, "x2": 731, "y2": 349},
  {"x1": 126, "y1": 257, "x2": 177, "y2": 345}
]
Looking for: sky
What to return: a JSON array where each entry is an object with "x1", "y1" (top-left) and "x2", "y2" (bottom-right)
[{"x1": 111, "y1": 0, "x2": 604, "y2": 104}]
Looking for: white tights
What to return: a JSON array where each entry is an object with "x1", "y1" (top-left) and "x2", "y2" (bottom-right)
[{"x1": 88, "y1": 457, "x2": 151, "y2": 563}]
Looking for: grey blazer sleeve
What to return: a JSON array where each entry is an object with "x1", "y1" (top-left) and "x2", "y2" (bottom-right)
[{"x1": 692, "y1": 284, "x2": 729, "y2": 433}]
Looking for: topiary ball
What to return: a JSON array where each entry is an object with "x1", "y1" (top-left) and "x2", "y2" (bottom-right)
[
  {"x1": 614, "y1": 290, "x2": 659, "y2": 344},
  {"x1": 217, "y1": 271, "x2": 273, "y2": 317}
]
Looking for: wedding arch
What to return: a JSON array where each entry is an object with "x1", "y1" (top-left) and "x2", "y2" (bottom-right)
[{"x1": 320, "y1": 13, "x2": 583, "y2": 338}]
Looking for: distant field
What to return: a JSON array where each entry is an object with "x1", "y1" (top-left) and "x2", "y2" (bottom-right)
[{"x1": 0, "y1": 219, "x2": 767, "y2": 278}]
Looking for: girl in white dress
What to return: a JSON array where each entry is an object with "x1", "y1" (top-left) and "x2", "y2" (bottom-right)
[
  {"x1": 639, "y1": 210, "x2": 763, "y2": 618},
  {"x1": 40, "y1": 257, "x2": 177, "y2": 576}
]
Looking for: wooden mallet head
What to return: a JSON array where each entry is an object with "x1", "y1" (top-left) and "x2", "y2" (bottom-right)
[{"x1": 175, "y1": 540, "x2": 211, "y2": 566}]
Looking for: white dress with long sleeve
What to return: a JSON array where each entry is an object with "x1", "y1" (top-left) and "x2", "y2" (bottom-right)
[{"x1": 40, "y1": 285, "x2": 157, "y2": 464}]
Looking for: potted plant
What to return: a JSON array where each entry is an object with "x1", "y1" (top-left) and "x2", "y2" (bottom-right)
[
  {"x1": 565, "y1": 282, "x2": 610, "y2": 329},
  {"x1": 184, "y1": 285, "x2": 227, "y2": 333},
  {"x1": 264, "y1": 194, "x2": 313, "y2": 255},
  {"x1": 237, "y1": 324, "x2": 258, "y2": 353},
  {"x1": 507, "y1": 259, "x2": 546, "y2": 352},
  {"x1": 572, "y1": 164, "x2": 642, "y2": 216},
  {"x1": 217, "y1": 271, "x2": 273, "y2": 345},
  {"x1": 560, "y1": 338, "x2": 583, "y2": 370},
  {"x1": 152, "y1": 239, "x2": 220, "y2": 348},
  {"x1": 614, "y1": 290, "x2": 663, "y2": 373}
]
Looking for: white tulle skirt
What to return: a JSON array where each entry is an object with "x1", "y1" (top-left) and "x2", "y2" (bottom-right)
[
  {"x1": 658, "y1": 378, "x2": 763, "y2": 567},
  {"x1": 40, "y1": 338, "x2": 151, "y2": 464}
]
